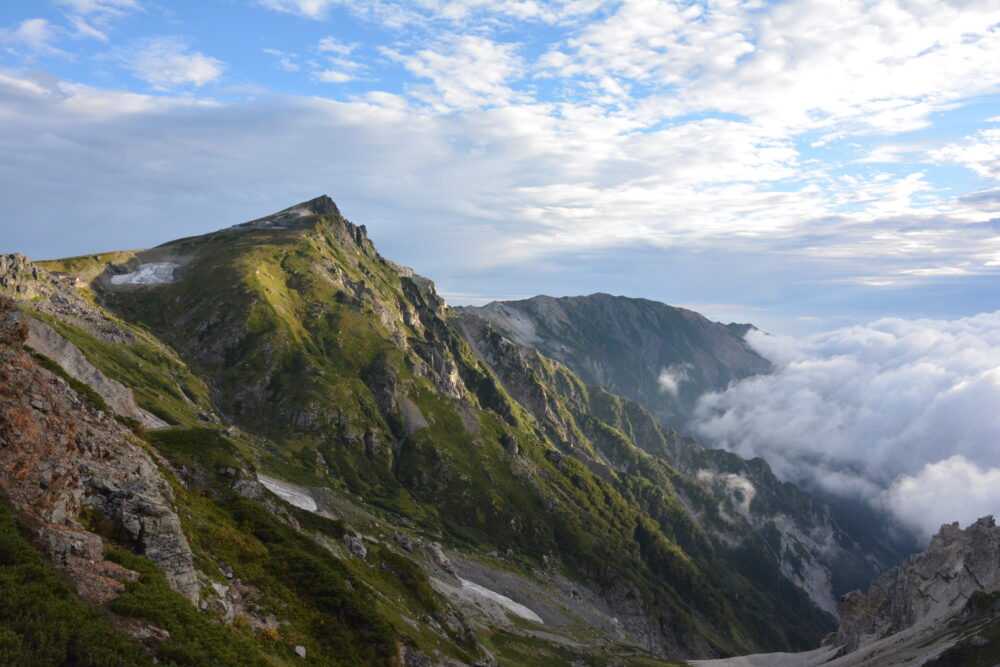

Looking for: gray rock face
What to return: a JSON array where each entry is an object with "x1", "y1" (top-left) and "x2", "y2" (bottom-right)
[
  {"x1": 0, "y1": 296, "x2": 199, "y2": 601},
  {"x1": 25, "y1": 317, "x2": 165, "y2": 429},
  {"x1": 457, "y1": 293, "x2": 771, "y2": 428},
  {"x1": 85, "y1": 468, "x2": 200, "y2": 600},
  {"x1": 426, "y1": 542, "x2": 460, "y2": 581},
  {"x1": 343, "y1": 534, "x2": 368, "y2": 559},
  {"x1": 684, "y1": 451, "x2": 897, "y2": 617},
  {"x1": 835, "y1": 516, "x2": 1000, "y2": 652}
]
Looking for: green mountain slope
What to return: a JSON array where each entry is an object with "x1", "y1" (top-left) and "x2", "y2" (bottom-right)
[
  {"x1": 456, "y1": 295, "x2": 902, "y2": 616},
  {"x1": 0, "y1": 196, "x2": 892, "y2": 664}
]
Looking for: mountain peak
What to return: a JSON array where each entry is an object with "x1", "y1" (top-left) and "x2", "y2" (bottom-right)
[
  {"x1": 297, "y1": 194, "x2": 340, "y2": 216},
  {"x1": 231, "y1": 195, "x2": 341, "y2": 231}
]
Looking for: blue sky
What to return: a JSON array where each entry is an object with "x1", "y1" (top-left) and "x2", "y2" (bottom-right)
[{"x1": 1, "y1": 0, "x2": 999, "y2": 333}]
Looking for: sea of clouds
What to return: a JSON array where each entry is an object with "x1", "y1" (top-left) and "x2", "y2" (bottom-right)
[{"x1": 691, "y1": 312, "x2": 1000, "y2": 540}]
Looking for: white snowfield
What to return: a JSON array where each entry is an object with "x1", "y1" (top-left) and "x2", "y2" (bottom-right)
[
  {"x1": 691, "y1": 646, "x2": 838, "y2": 667},
  {"x1": 110, "y1": 262, "x2": 179, "y2": 285},
  {"x1": 257, "y1": 474, "x2": 318, "y2": 512},
  {"x1": 459, "y1": 578, "x2": 543, "y2": 623}
]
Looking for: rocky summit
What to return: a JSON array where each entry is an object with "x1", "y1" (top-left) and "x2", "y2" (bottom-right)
[
  {"x1": 0, "y1": 196, "x2": 975, "y2": 666},
  {"x1": 694, "y1": 516, "x2": 1000, "y2": 667}
]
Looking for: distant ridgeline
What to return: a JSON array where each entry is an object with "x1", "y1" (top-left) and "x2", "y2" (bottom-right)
[{"x1": 0, "y1": 196, "x2": 901, "y2": 665}]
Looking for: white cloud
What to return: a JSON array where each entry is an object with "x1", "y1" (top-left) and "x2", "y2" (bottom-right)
[
  {"x1": 263, "y1": 49, "x2": 300, "y2": 72},
  {"x1": 53, "y1": 0, "x2": 140, "y2": 16},
  {"x1": 692, "y1": 313, "x2": 1000, "y2": 536},
  {"x1": 882, "y1": 456, "x2": 1000, "y2": 540},
  {"x1": 2, "y1": 18, "x2": 66, "y2": 55},
  {"x1": 67, "y1": 15, "x2": 109, "y2": 42},
  {"x1": 658, "y1": 363, "x2": 691, "y2": 396},
  {"x1": 257, "y1": 0, "x2": 337, "y2": 19},
  {"x1": 930, "y1": 128, "x2": 1000, "y2": 180},
  {"x1": 310, "y1": 37, "x2": 366, "y2": 83},
  {"x1": 314, "y1": 69, "x2": 354, "y2": 83},
  {"x1": 382, "y1": 34, "x2": 524, "y2": 109},
  {"x1": 541, "y1": 0, "x2": 1000, "y2": 134},
  {"x1": 122, "y1": 37, "x2": 225, "y2": 89},
  {"x1": 317, "y1": 36, "x2": 355, "y2": 55},
  {"x1": 256, "y1": 0, "x2": 593, "y2": 25}
]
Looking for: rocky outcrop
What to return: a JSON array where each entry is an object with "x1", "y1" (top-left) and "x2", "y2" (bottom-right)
[
  {"x1": 834, "y1": 516, "x2": 1000, "y2": 652},
  {"x1": 0, "y1": 253, "x2": 136, "y2": 344},
  {"x1": 456, "y1": 313, "x2": 578, "y2": 446},
  {"x1": 0, "y1": 296, "x2": 199, "y2": 601},
  {"x1": 24, "y1": 316, "x2": 165, "y2": 429}
]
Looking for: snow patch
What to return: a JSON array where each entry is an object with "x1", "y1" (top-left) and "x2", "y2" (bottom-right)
[
  {"x1": 691, "y1": 644, "x2": 839, "y2": 666},
  {"x1": 258, "y1": 474, "x2": 318, "y2": 512},
  {"x1": 459, "y1": 578, "x2": 543, "y2": 623},
  {"x1": 110, "y1": 262, "x2": 179, "y2": 285}
]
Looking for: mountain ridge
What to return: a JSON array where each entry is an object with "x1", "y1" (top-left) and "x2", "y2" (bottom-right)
[
  {"x1": 0, "y1": 196, "x2": 905, "y2": 664},
  {"x1": 457, "y1": 293, "x2": 772, "y2": 429}
]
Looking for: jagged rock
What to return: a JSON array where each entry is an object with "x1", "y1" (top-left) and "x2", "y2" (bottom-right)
[
  {"x1": 128, "y1": 622, "x2": 172, "y2": 648},
  {"x1": 0, "y1": 253, "x2": 135, "y2": 344},
  {"x1": 395, "y1": 532, "x2": 418, "y2": 552},
  {"x1": 232, "y1": 195, "x2": 341, "y2": 230},
  {"x1": 399, "y1": 642, "x2": 431, "y2": 666},
  {"x1": 459, "y1": 303, "x2": 895, "y2": 619},
  {"x1": 232, "y1": 479, "x2": 266, "y2": 501},
  {"x1": 835, "y1": 516, "x2": 1000, "y2": 652},
  {"x1": 343, "y1": 534, "x2": 367, "y2": 559},
  {"x1": 0, "y1": 295, "x2": 199, "y2": 601},
  {"x1": 0, "y1": 253, "x2": 46, "y2": 299},
  {"x1": 83, "y1": 458, "x2": 200, "y2": 601}
]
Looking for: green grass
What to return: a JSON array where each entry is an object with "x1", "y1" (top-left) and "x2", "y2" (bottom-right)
[
  {"x1": 224, "y1": 494, "x2": 400, "y2": 664},
  {"x1": 0, "y1": 502, "x2": 154, "y2": 667},
  {"x1": 26, "y1": 310, "x2": 215, "y2": 426},
  {"x1": 146, "y1": 427, "x2": 245, "y2": 472},
  {"x1": 106, "y1": 547, "x2": 270, "y2": 666}
]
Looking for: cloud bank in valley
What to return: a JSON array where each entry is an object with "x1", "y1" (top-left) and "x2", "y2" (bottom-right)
[{"x1": 691, "y1": 313, "x2": 1000, "y2": 539}]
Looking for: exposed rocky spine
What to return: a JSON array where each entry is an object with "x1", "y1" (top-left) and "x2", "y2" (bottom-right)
[
  {"x1": 835, "y1": 515, "x2": 1000, "y2": 652},
  {"x1": 0, "y1": 296, "x2": 199, "y2": 601}
]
